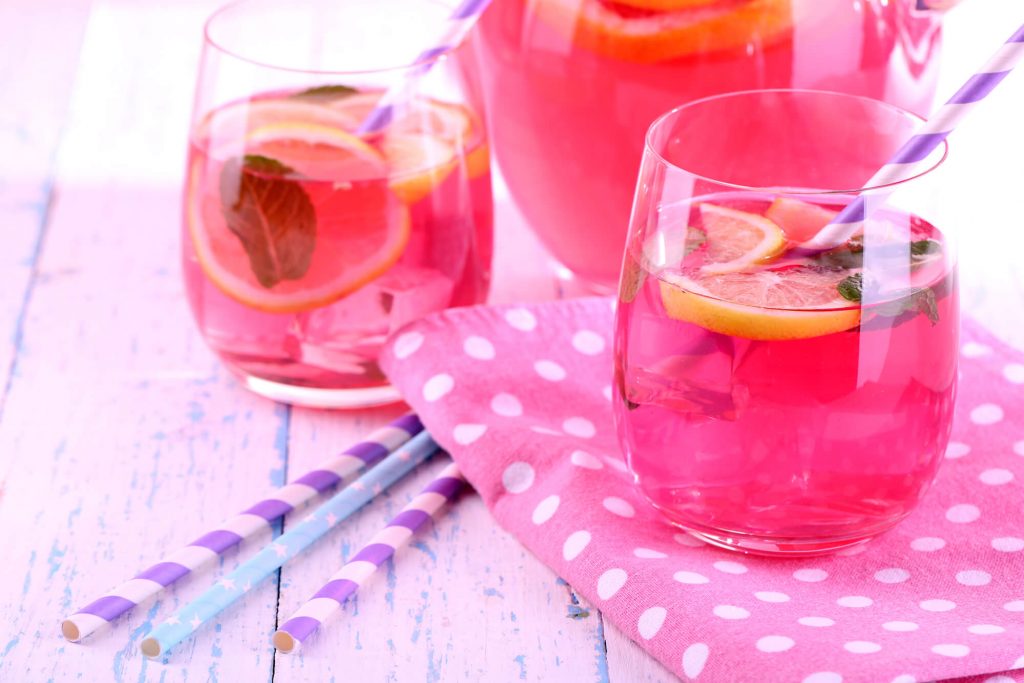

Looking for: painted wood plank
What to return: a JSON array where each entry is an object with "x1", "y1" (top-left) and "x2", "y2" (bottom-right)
[{"x1": 0, "y1": 1, "x2": 284, "y2": 681}]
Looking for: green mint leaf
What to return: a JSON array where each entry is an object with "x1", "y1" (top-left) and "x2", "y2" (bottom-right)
[
  {"x1": 220, "y1": 155, "x2": 317, "y2": 289},
  {"x1": 873, "y1": 287, "x2": 940, "y2": 325},
  {"x1": 292, "y1": 84, "x2": 359, "y2": 100},
  {"x1": 837, "y1": 273, "x2": 863, "y2": 302}
]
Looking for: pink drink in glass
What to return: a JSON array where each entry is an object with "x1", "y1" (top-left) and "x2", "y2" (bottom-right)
[
  {"x1": 474, "y1": 0, "x2": 945, "y2": 290},
  {"x1": 613, "y1": 90, "x2": 957, "y2": 555}
]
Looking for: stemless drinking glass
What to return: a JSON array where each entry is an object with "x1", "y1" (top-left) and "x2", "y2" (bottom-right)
[
  {"x1": 183, "y1": 0, "x2": 493, "y2": 408},
  {"x1": 614, "y1": 90, "x2": 957, "y2": 556},
  {"x1": 473, "y1": 0, "x2": 949, "y2": 292}
]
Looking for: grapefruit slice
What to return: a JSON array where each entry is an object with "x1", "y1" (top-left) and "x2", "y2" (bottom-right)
[
  {"x1": 186, "y1": 144, "x2": 410, "y2": 314},
  {"x1": 659, "y1": 266, "x2": 861, "y2": 340},
  {"x1": 534, "y1": 0, "x2": 792, "y2": 63},
  {"x1": 699, "y1": 203, "x2": 786, "y2": 274},
  {"x1": 610, "y1": 0, "x2": 721, "y2": 10},
  {"x1": 244, "y1": 121, "x2": 385, "y2": 180},
  {"x1": 379, "y1": 133, "x2": 459, "y2": 204},
  {"x1": 765, "y1": 197, "x2": 840, "y2": 244}
]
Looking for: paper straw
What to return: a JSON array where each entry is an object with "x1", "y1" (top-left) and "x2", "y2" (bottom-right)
[
  {"x1": 62, "y1": 413, "x2": 422, "y2": 643},
  {"x1": 802, "y1": 23, "x2": 1024, "y2": 251},
  {"x1": 273, "y1": 461, "x2": 465, "y2": 654},
  {"x1": 357, "y1": 0, "x2": 493, "y2": 134},
  {"x1": 139, "y1": 429, "x2": 440, "y2": 658}
]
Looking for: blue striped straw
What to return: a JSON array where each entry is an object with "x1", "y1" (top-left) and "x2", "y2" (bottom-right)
[
  {"x1": 802, "y1": 23, "x2": 1024, "y2": 251},
  {"x1": 357, "y1": 0, "x2": 493, "y2": 135},
  {"x1": 139, "y1": 430, "x2": 440, "y2": 658},
  {"x1": 273, "y1": 461, "x2": 465, "y2": 654},
  {"x1": 62, "y1": 413, "x2": 422, "y2": 643}
]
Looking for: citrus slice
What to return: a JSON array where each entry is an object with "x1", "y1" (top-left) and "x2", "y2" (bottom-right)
[
  {"x1": 609, "y1": 0, "x2": 721, "y2": 10},
  {"x1": 534, "y1": 0, "x2": 792, "y2": 63},
  {"x1": 379, "y1": 133, "x2": 459, "y2": 204},
  {"x1": 699, "y1": 203, "x2": 786, "y2": 274},
  {"x1": 186, "y1": 151, "x2": 410, "y2": 313},
  {"x1": 199, "y1": 98, "x2": 361, "y2": 147},
  {"x1": 245, "y1": 121, "x2": 385, "y2": 180},
  {"x1": 764, "y1": 197, "x2": 839, "y2": 244},
  {"x1": 659, "y1": 267, "x2": 861, "y2": 340}
]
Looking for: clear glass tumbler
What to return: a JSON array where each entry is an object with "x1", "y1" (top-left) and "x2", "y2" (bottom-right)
[
  {"x1": 183, "y1": 0, "x2": 493, "y2": 408},
  {"x1": 614, "y1": 89, "x2": 957, "y2": 556}
]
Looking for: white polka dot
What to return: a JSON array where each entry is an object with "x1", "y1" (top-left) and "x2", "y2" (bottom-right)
[
  {"x1": 891, "y1": 676, "x2": 916, "y2": 683},
  {"x1": 844, "y1": 641, "x2": 881, "y2": 654},
  {"x1": 911, "y1": 536, "x2": 946, "y2": 552},
  {"x1": 534, "y1": 359, "x2": 566, "y2": 381},
  {"x1": 634, "y1": 548, "x2": 667, "y2": 559},
  {"x1": 602, "y1": 385, "x2": 612, "y2": 401},
  {"x1": 562, "y1": 417, "x2": 596, "y2": 438},
  {"x1": 562, "y1": 531, "x2": 591, "y2": 561},
  {"x1": 797, "y1": 617, "x2": 834, "y2": 627},
  {"x1": 602, "y1": 497, "x2": 635, "y2": 518},
  {"x1": 874, "y1": 568, "x2": 910, "y2": 584},
  {"x1": 793, "y1": 569, "x2": 828, "y2": 583},
  {"x1": 992, "y1": 537, "x2": 1024, "y2": 552},
  {"x1": 1004, "y1": 600, "x2": 1024, "y2": 612},
  {"x1": 504, "y1": 308, "x2": 536, "y2": 331},
  {"x1": 603, "y1": 457, "x2": 628, "y2": 472},
  {"x1": 956, "y1": 569, "x2": 991, "y2": 586},
  {"x1": 713, "y1": 560, "x2": 747, "y2": 575},
  {"x1": 392, "y1": 331, "x2": 424, "y2": 359},
  {"x1": 931, "y1": 643, "x2": 969, "y2": 658},
  {"x1": 946, "y1": 504, "x2": 980, "y2": 523},
  {"x1": 597, "y1": 568, "x2": 628, "y2": 600},
  {"x1": 637, "y1": 606, "x2": 667, "y2": 640},
  {"x1": 530, "y1": 425, "x2": 561, "y2": 436},
  {"x1": 1015, "y1": 655, "x2": 1024, "y2": 669},
  {"x1": 945, "y1": 442, "x2": 971, "y2": 459},
  {"x1": 502, "y1": 462, "x2": 535, "y2": 494},
  {"x1": 422, "y1": 373, "x2": 454, "y2": 402},
  {"x1": 681, "y1": 643, "x2": 709, "y2": 679},
  {"x1": 673, "y1": 571, "x2": 710, "y2": 585},
  {"x1": 961, "y1": 341, "x2": 991, "y2": 357},
  {"x1": 532, "y1": 495, "x2": 560, "y2": 525},
  {"x1": 712, "y1": 605, "x2": 749, "y2": 620},
  {"x1": 491, "y1": 392, "x2": 523, "y2": 417},
  {"x1": 755, "y1": 635, "x2": 794, "y2": 653},
  {"x1": 837, "y1": 596, "x2": 873, "y2": 608},
  {"x1": 803, "y1": 674, "x2": 842, "y2": 683},
  {"x1": 970, "y1": 403, "x2": 1004, "y2": 425},
  {"x1": 980, "y1": 468, "x2": 1014, "y2": 485},
  {"x1": 920, "y1": 599, "x2": 956, "y2": 612},
  {"x1": 983, "y1": 676, "x2": 1015, "y2": 683},
  {"x1": 674, "y1": 533, "x2": 705, "y2": 548},
  {"x1": 883, "y1": 621, "x2": 919, "y2": 632},
  {"x1": 755, "y1": 591, "x2": 790, "y2": 603},
  {"x1": 967, "y1": 624, "x2": 1005, "y2": 635},
  {"x1": 572, "y1": 330, "x2": 605, "y2": 355},
  {"x1": 569, "y1": 450, "x2": 603, "y2": 470},
  {"x1": 1003, "y1": 363, "x2": 1024, "y2": 383},
  {"x1": 452, "y1": 423, "x2": 486, "y2": 445},
  {"x1": 462, "y1": 336, "x2": 495, "y2": 360}
]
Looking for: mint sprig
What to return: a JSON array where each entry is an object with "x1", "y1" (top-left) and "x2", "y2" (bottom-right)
[{"x1": 836, "y1": 272, "x2": 939, "y2": 325}]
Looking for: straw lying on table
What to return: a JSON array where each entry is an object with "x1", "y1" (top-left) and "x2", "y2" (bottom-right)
[
  {"x1": 274, "y1": 461, "x2": 465, "y2": 654},
  {"x1": 803, "y1": 22, "x2": 1024, "y2": 251},
  {"x1": 140, "y1": 429, "x2": 441, "y2": 658},
  {"x1": 62, "y1": 413, "x2": 423, "y2": 643}
]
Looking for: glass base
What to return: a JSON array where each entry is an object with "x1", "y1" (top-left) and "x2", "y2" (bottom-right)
[
  {"x1": 682, "y1": 528, "x2": 876, "y2": 558},
  {"x1": 237, "y1": 373, "x2": 403, "y2": 409}
]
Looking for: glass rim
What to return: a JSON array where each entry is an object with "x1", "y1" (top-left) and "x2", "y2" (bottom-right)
[
  {"x1": 203, "y1": 0, "x2": 460, "y2": 76},
  {"x1": 644, "y1": 88, "x2": 949, "y2": 195}
]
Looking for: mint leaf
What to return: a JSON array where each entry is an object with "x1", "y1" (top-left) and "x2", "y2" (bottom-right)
[
  {"x1": 219, "y1": 155, "x2": 317, "y2": 289},
  {"x1": 292, "y1": 84, "x2": 358, "y2": 99},
  {"x1": 910, "y1": 239, "x2": 940, "y2": 257},
  {"x1": 837, "y1": 273, "x2": 862, "y2": 302},
  {"x1": 875, "y1": 287, "x2": 940, "y2": 324}
]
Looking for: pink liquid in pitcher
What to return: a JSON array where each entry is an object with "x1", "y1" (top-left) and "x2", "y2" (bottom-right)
[
  {"x1": 474, "y1": 0, "x2": 944, "y2": 289},
  {"x1": 613, "y1": 196, "x2": 958, "y2": 554},
  {"x1": 183, "y1": 89, "x2": 492, "y2": 397}
]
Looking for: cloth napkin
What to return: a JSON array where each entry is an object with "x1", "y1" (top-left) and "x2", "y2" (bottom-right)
[{"x1": 379, "y1": 297, "x2": 1024, "y2": 683}]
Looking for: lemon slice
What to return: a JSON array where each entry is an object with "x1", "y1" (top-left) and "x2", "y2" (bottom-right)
[
  {"x1": 244, "y1": 121, "x2": 384, "y2": 180},
  {"x1": 699, "y1": 203, "x2": 786, "y2": 274}
]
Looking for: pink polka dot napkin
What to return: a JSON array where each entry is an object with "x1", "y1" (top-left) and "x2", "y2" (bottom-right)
[{"x1": 379, "y1": 298, "x2": 1024, "y2": 683}]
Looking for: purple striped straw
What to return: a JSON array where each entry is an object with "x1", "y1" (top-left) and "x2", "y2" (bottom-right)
[
  {"x1": 357, "y1": 0, "x2": 493, "y2": 135},
  {"x1": 273, "y1": 461, "x2": 465, "y2": 654},
  {"x1": 801, "y1": 23, "x2": 1024, "y2": 251},
  {"x1": 61, "y1": 413, "x2": 423, "y2": 643}
]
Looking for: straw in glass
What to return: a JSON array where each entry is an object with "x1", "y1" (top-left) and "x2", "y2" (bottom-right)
[
  {"x1": 139, "y1": 429, "x2": 440, "y2": 658},
  {"x1": 802, "y1": 23, "x2": 1024, "y2": 251},
  {"x1": 273, "y1": 461, "x2": 465, "y2": 653},
  {"x1": 61, "y1": 413, "x2": 422, "y2": 643},
  {"x1": 357, "y1": 0, "x2": 493, "y2": 135}
]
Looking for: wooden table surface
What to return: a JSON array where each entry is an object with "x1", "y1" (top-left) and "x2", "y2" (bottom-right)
[{"x1": 1, "y1": 1, "x2": 1021, "y2": 681}]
